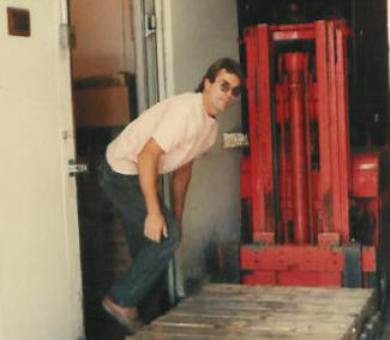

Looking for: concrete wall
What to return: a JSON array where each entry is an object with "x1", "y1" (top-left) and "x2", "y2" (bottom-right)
[{"x1": 159, "y1": 0, "x2": 242, "y2": 284}]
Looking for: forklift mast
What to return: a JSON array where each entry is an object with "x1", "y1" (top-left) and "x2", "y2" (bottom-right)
[{"x1": 240, "y1": 20, "x2": 388, "y2": 288}]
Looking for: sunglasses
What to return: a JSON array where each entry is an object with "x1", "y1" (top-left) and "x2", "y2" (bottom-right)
[{"x1": 218, "y1": 80, "x2": 241, "y2": 98}]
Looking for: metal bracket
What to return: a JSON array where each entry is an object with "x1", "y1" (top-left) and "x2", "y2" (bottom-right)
[
  {"x1": 145, "y1": 14, "x2": 157, "y2": 38},
  {"x1": 68, "y1": 160, "x2": 88, "y2": 176},
  {"x1": 62, "y1": 130, "x2": 74, "y2": 140},
  {"x1": 60, "y1": 23, "x2": 76, "y2": 50},
  {"x1": 343, "y1": 243, "x2": 362, "y2": 288},
  {"x1": 223, "y1": 133, "x2": 249, "y2": 148}
]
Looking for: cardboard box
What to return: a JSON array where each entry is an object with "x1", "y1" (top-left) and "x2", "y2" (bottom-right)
[{"x1": 73, "y1": 84, "x2": 131, "y2": 127}]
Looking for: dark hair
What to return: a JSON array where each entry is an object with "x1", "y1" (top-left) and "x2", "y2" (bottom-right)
[{"x1": 195, "y1": 58, "x2": 241, "y2": 93}]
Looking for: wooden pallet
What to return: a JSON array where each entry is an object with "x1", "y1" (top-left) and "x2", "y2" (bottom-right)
[{"x1": 133, "y1": 283, "x2": 376, "y2": 339}]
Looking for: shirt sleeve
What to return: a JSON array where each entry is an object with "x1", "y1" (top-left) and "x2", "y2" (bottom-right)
[{"x1": 152, "y1": 103, "x2": 192, "y2": 153}]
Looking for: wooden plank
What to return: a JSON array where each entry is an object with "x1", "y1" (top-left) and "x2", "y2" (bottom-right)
[
  {"x1": 154, "y1": 314, "x2": 352, "y2": 334},
  {"x1": 163, "y1": 309, "x2": 356, "y2": 326},
  {"x1": 183, "y1": 292, "x2": 371, "y2": 307},
  {"x1": 134, "y1": 284, "x2": 376, "y2": 340},
  {"x1": 202, "y1": 284, "x2": 373, "y2": 299},
  {"x1": 176, "y1": 297, "x2": 370, "y2": 315},
  {"x1": 136, "y1": 323, "x2": 341, "y2": 340}
]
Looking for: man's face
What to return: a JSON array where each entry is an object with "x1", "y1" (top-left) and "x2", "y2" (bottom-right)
[{"x1": 204, "y1": 69, "x2": 241, "y2": 116}]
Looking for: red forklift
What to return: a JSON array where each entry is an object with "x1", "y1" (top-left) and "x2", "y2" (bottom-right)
[{"x1": 239, "y1": 19, "x2": 390, "y2": 309}]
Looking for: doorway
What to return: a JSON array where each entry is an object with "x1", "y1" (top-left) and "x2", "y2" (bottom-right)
[
  {"x1": 68, "y1": 1, "x2": 170, "y2": 339},
  {"x1": 68, "y1": 0, "x2": 389, "y2": 339}
]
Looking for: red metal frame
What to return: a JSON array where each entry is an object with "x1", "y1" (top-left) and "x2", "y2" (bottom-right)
[
  {"x1": 241, "y1": 245, "x2": 343, "y2": 286},
  {"x1": 245, "y1": 25, "x2": 276, "y2": 243},
  {"x1": 240, "y1": 20, "x2": 380, "y2": 287}
]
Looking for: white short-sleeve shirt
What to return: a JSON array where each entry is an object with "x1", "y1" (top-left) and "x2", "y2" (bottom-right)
[{"x1": 106, "y1": 92, "x2": 218, "y2": 174}]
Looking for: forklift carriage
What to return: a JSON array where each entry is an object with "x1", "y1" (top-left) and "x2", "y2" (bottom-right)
[{"x1": 239, "y1": 20, "x2": 390, "y2": 294}]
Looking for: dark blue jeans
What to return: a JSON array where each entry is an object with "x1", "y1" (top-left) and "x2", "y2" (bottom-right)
[{"x1": 98, "y1": 158, "x2": 180, "y2": 307}]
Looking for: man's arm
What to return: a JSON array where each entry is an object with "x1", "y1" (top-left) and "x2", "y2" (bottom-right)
[
  {"x1": 137, "y1": 138, "x2": 167, "y2": 243},
  {"x1": 170, "y1": 161, "x2": 193, "y2": 228}
]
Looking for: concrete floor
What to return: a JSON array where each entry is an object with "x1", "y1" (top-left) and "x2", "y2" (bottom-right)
[{"x1": 381, "y1": 305, "x2": 390, "y2": 339}]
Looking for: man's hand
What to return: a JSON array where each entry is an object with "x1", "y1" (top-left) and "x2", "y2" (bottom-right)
[
  {"x1": 144, "y1": 213, "x2": 168, "y2": 243},
  {"x1": 138, "y1": 138, "x2": 167, "y2": 242}
]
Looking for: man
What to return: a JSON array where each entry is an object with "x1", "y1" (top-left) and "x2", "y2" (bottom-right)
[{"x1": 98, "y1": 58, "x2": 241, "y2": 332}]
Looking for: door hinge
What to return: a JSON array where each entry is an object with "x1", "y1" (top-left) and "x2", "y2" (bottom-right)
[
  {"x1": 145, "y1": 14, "x2": 157, "y2": 38},
  {"x1": 60, "y1": 23, "x2": 76, "y2": 50},
  {"x1": 68, "y1": 160, "x2": 88, "y2": 176}
]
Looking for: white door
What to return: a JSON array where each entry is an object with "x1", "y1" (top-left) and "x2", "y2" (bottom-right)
[
  {"x1": 153, "y1": 0, "x2": 242, "y2": 287},
  {"x1": 0, "y1": 1, "x2": 83, "y2": 340}
]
